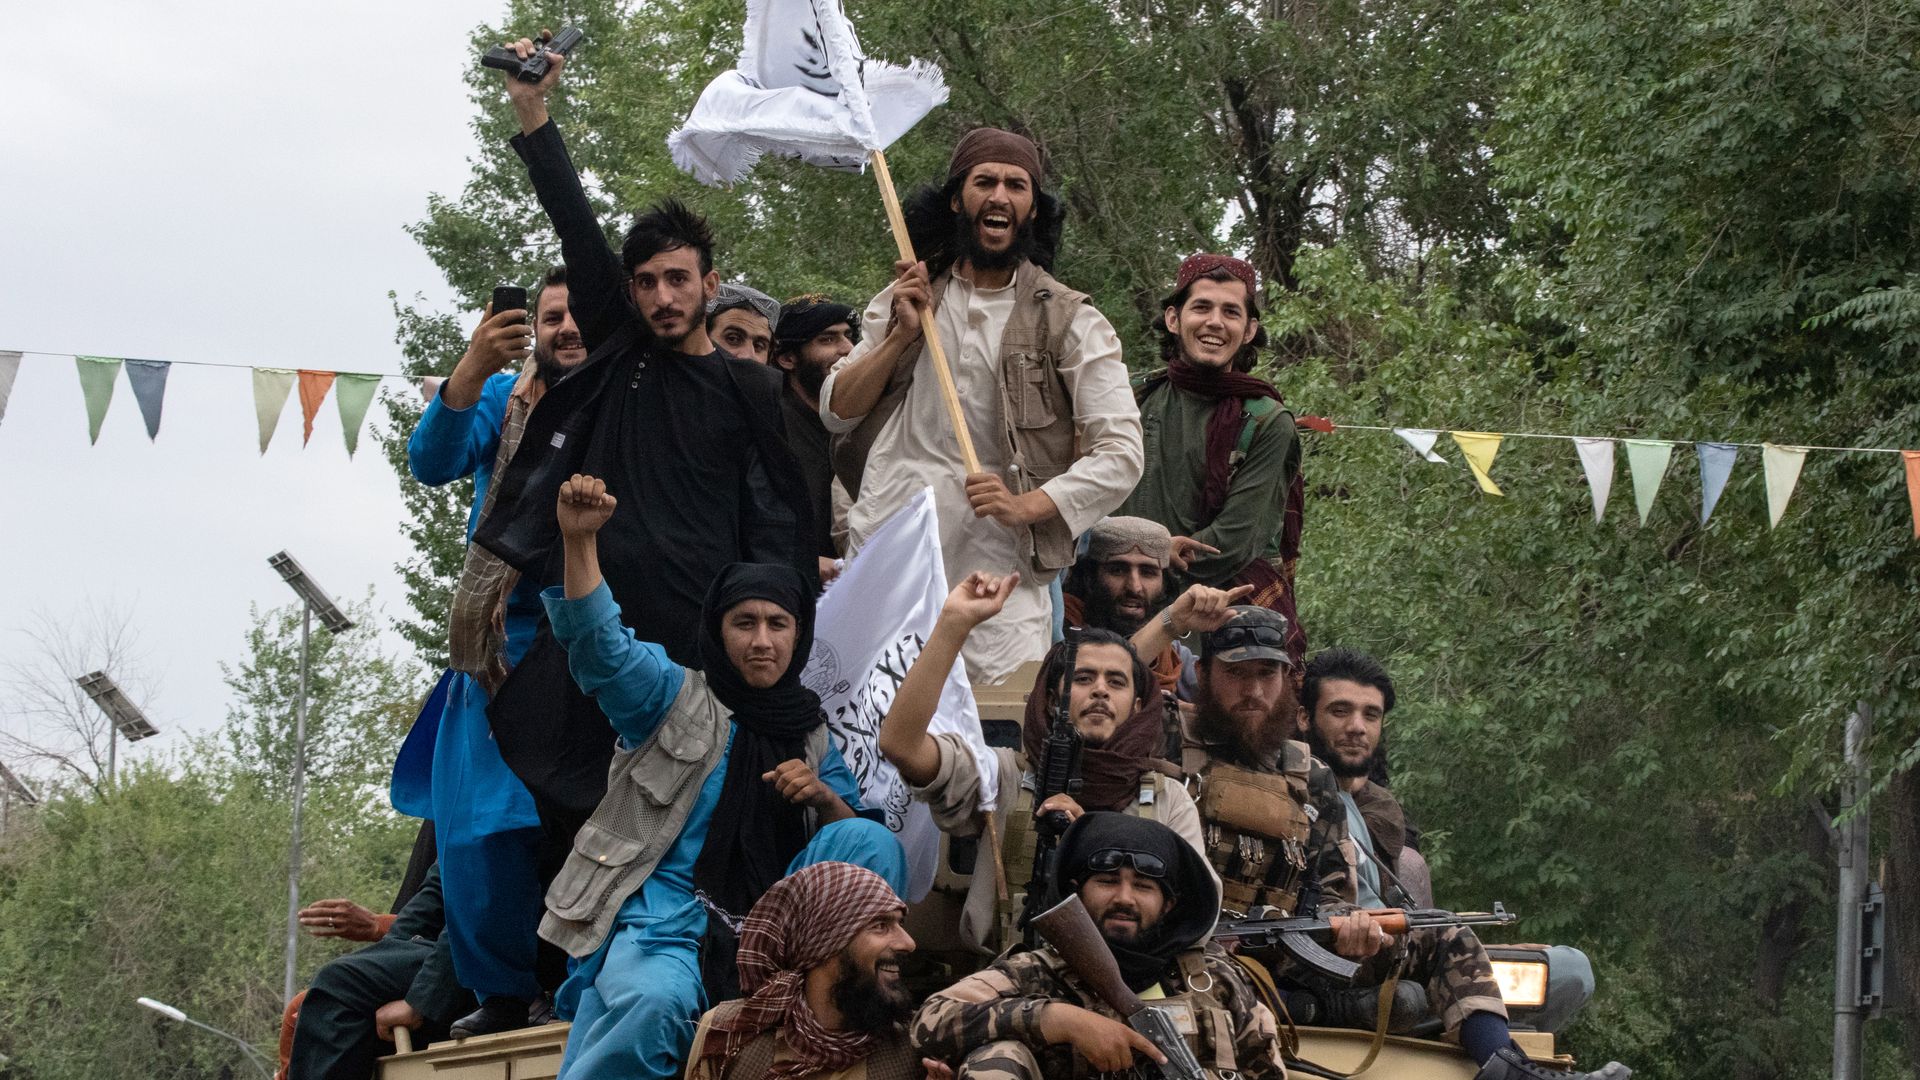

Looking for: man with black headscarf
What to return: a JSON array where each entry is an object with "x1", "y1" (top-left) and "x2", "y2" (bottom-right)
[
  {"x1": 534, "y1": 475, "x2": 908, "y2": 1080},
  {"x1": 819, "y1": 128, "x2": 1142, "y2": 683},
  {"x1": 912, "y1": 813, "x2": 1287, "y2": 1079},
  {"x1": 773, "y1": 296, "x2": 861, "y2": 575}
]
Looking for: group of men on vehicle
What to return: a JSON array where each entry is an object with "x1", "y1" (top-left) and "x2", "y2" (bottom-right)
[{"x1": 276, "y1": 33, "x2": 1630, "y2": 1080}]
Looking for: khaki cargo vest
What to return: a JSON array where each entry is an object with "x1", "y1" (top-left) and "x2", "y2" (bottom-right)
[
  {"x1": 1182, "y1": 738, "x2": 1315, "y2": 914},
  {"x1": 830, "y1": 260, "x2": 1088, "y2": 574},
  {"x1": 539, "y1": 670, "x2": 833, "y2": 957}
]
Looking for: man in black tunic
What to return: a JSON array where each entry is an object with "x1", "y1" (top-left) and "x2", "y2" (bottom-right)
[
  {"x1": 772, "y1": 295, "x2": 860, "y2": 579},
  {"x1": 476, "y1": 37, "x2": 816, "y2": 855}
]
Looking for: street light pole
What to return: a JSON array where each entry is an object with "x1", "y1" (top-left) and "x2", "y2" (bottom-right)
[
  {"x1": 137, "y1": 997, "x2": 274, "y2": 1080},
  {"x1": 1832, "y1": 701, "x2": 1872, "y2": 1080},
  {"x1": 283, "y1": 601, "x2": 311, "y2": 1006},
  {"x1": 267, "y1": 551, "x2": 354, "y2": 1007},
  {"x1": 76, "y1": 671, "x2": 158, "y2": 792}
]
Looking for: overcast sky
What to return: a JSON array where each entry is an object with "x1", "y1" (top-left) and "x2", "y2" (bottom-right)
[{"x1": 0, "y1": 0, "x2": 500, "y2": 778}]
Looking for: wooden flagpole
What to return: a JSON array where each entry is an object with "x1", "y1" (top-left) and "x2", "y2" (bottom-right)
[{"x1": 869, "y1": 149, "x2": 982, "y2": 475}]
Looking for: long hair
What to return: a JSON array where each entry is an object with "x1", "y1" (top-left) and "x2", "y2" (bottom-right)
[{"x1": 901, "y1": 176, "x2": 1067, "y2": 282}]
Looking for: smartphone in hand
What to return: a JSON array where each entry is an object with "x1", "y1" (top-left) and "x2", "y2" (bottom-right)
[{"x1": 492, "y1": 285, "x2": 529, "y2": 321}]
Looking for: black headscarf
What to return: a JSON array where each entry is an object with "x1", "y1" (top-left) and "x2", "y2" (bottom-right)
[
  {"x1": 1052, "y1": 813, "x2": 1220, "y2": 992},
  {"x1": 689, "y1": 564, "x2": 829, "y2": 999},
  {"x1": 773, "y1": 297, "x2": 860, "y2": 350}
]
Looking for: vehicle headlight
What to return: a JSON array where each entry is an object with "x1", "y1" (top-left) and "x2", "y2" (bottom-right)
[{"x1": 1491, "y1": 958, "x2": 1549, "y2": 1009}]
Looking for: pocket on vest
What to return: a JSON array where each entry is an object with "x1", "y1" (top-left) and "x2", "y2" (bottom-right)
[
  {"x1": 547, "y1": 821, "x2": 649, "y2": 921},
  {"x1": 1009, "y1": 353, "x2": 1058, "y2": 430}
]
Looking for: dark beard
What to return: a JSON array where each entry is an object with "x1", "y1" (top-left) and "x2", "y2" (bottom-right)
[
  {"x1": 1080, "y1": 584, "x2": 1152, "y2": 638},
  {"x1": 1307, "y1": 727, "x2": 1383, "y2": 780},
  {"x1": 953, "y1": 207, "x2": 1036, "y2": 272},
  {"x1": 533, "y1": 339, "x2": 579, "y2": 386},
  {"x1": 1193, "y1": 693, "x2": 1290, "y2": 769},
  {"x1": 794, "y1": 355, "x2": 831, "y2": 400},
  {"x1": 828, "y1": 952, "x2": 913, "y2": 1034}
]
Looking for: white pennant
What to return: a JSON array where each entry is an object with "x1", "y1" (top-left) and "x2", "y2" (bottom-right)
[
  {"x1": 1573, "y1": 438, "x2": 1615, "y2": 522},
  {"x1": 1393, "y1": 428, "x2": 1448, "y2": 463}
]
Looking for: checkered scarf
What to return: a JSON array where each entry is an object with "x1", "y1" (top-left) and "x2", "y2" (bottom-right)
[{"x1": 701, "y1": 862, "x2": 905, "y2": 1078}]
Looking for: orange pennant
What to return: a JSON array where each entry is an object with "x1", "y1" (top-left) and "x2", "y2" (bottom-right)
[
  {"x1": 297, "y1": 370, "x2": 336, "y2": 446},
  {"x1": 1904, "y1": 450, "x2": 1920, "y2": 539}
]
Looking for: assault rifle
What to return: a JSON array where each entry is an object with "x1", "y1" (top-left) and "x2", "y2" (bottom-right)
[
  {"x1": 1212, "y1": 903, "x2": 1519, "y2": 982},
  {"x1": 1017, "y1": 631, "x2": 1084, "y2": 935},
  {"x1": 1031, "y1": 894, "x2": 1208, "y2": 1080}
]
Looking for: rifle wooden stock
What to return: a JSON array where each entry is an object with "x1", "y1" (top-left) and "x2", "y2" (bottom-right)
[{"x1": 1030, "y1": 894, "x2": 1145, "y2": 1017}]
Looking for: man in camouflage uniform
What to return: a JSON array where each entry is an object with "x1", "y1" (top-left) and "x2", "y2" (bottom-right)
[
  {"x1": 912, "y1": 813, "x2": 1286, "y2": 1079},
  {"x1": 1301, "y1": 649, "x2": 1631, "y2": 1080}
]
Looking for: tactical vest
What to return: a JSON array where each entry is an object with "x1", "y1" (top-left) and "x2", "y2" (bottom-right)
[
  {"x1": 993, "y1": 772, "x2": 1170, "y2": 951},
  {"x1": 829, "y1": 260, "x2": 1089, "y2": 574},
  {"x1": 1182, "y1": 740, "x2": 1315, "y2": 914}
]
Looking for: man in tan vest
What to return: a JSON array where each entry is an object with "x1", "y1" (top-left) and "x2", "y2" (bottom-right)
[
  {"x1": 686, "y1": 861, "x2": 919, "y2": 1080},
  {"x1": 819, "y1": 128, "x2": 1143, "y2": 684}
]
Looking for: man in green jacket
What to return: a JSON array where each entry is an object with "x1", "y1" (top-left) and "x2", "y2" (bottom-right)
[{"x1": 1119, "y1": 254, "x2": 1306, "y2": 665}]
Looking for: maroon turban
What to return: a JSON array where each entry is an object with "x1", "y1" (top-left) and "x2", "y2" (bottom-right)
[
  {"x1": 948, "y1": 127, "x2": 1044, "y2": 187},
  {"x1": 1176, "y1": 253, "x2": 1258, "y2": 297}
]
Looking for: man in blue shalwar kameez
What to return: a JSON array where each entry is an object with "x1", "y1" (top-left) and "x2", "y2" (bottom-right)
[
  {"x1": 539, "y1": 474, "x2": 906, "y2": 1080},
  {"x1": 394, "y1": 266, "x2": 590, "y2": 1039}
]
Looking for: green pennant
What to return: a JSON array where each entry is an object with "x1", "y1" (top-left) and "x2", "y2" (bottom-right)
[
  {"x1": 333, "y1": 374, "x2": 382, "y2": 457},
  {"x1": 1623, "y1": 439, "x2": 1676, "y2": 525},
  {"x1": 75, "y1": 356, "x2": 123, "y2": 444},
  {"x1": 252, "y1": 368, "x2": 296, "y2": 453}
]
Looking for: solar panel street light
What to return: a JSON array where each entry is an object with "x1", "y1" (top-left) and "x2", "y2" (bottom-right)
[
  {"x1": 75, "y1": 669, "x2": 159, "y2": 786},
  {"x1": 267, "y1": 550, "x2": 355, "y2": 1006},
  {"x1": 268, "y1": 551, "x2": 355, "y2": 634}
]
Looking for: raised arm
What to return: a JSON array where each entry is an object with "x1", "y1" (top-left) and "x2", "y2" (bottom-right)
[
  {"x1": 499, "y1": 38, "x2": 630, "y2": 352},
  {"x1": 542, "y1": 474, "x2": 685, "y2": 744},
  {"x1": 818, "y1": 262, "x2": 932, "y2": 429},
  {"x1": 875, "y1": 571, "x2": 1019, "y2": 786},
  {"x1": 1128, "y1": 582, "x2": 1253, "y2": 660}
]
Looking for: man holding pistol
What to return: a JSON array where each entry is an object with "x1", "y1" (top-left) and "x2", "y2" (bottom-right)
[{"x1": 912, "y1": 813, "x2": 1286, "y2": 1080}]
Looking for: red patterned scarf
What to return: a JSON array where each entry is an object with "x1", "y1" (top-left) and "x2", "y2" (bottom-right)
[{"x1": 700, "y1": 862, "x2": 905, "y2": 1079}]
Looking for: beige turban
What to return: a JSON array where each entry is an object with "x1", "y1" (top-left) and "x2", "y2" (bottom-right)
[{"x1": 1084, "y1": 516, "x2": 1172, "y2": 567}]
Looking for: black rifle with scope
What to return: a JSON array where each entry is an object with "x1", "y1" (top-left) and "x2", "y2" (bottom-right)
[{"x1": 1017, "y1": 631, "x2": 1084, "y2": 938}]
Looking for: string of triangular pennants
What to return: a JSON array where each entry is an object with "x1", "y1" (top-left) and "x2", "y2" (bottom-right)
[
  {"x1": 5, "y1": 350, "x2": 1917, "y2": 536},
  {"x1": 0, "y1": 350, "x2": 439, "y2": 457},
  {"x1": 1380, "y1": 426, "x2": 1920, "y2": 538}
]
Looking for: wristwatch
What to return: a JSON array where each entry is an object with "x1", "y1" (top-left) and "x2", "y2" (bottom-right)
[{"x1": 1161, "y1": 608, "x2": 1180, "y2": 635}]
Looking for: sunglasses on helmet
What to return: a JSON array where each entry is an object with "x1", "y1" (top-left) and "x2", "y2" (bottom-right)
[
  {"x1": 1086, "y1": 848, "x2": 1169, "y2": 879},
  {"x1": 1205, "y1": 623, "x2": 1291, "y2": 658}
]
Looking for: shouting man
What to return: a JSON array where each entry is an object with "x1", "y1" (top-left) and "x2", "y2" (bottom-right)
[
  {"x1": 537, "y1": 475, "x2": 904, "y2": 1080},
  {"x1": 821, "y1": 128, "x2": 1142, "y2": 682}
]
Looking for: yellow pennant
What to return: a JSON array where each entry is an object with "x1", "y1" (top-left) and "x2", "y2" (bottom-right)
[{"x1": 1450, "y1": 431, "x2": 1505, "y2": 496}]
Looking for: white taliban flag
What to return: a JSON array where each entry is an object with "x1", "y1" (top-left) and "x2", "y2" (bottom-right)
[
  {"x1": 669, "y1": 0, "x2": 948, "y2": 186},
  {"x1": 802, "y1": 486, "x2": 995, "y2": 901}
]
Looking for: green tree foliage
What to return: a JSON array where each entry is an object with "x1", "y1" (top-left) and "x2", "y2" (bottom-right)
[
  {"x1": 221, "y1": 597, "x2": 427, "y2": 795},
  {"x1": 0, "y1": 601, "x2": 423, "y2": 1080},
  {"x1": 378, "y1": 0, "x2": 1920, "y2": 1074}
]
